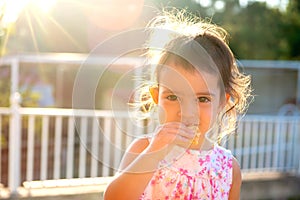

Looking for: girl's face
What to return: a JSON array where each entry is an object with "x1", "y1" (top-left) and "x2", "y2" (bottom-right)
[{"x1": 154, "y1": 61, "x2": 224, "y2": 134}]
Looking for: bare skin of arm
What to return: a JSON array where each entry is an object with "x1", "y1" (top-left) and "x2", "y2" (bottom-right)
[
  {"x1": 103, "y1": 123, "x2": 194, "y2": 200},
  {"x1": 229, "y1": 157, "x2": 242, "y2": 200},
  {"x1": 103, "y1": 138, "x2": 155, "y2": 200}
]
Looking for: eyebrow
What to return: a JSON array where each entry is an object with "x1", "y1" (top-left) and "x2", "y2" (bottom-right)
[
  {"x1": 161, "y1": 88, "x2": 216, "y2": 97},
  {"x1": 195, "y1": 92, "x2": 216, "y2": 97}
]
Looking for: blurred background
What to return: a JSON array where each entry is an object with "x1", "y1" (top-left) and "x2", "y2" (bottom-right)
[
  {"x1": 0, "y1": 0, "x2": 299, "y2": 199},
  {"x1": 0, "y1": 0, "x2": 299, "y2": 112}
]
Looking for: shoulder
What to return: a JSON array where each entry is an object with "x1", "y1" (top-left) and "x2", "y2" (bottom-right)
[
  {"x1": 126, "y1": 137, "x2": 150, "y2": 153},
  {"x1": 232, "y1": 157, "x2": 242, "y2": 184},
  {"x1": 214, "y1": 145, "x2": 233, "y2": 158},
  {"x1": 214, "y1": 145, "x2": 240, "y2": 174},
  {"x1": 213, "y1": 145, "x2": 241, "y2": 198},
  {"x1": 229, "y1": 157, "x2": 242, "y2": 199},
  {"x1": 118, "y1": 137, "x2": 150, "y2": 170},
  {"x1": 213, "y1": 145, "x2": 237, "y2": 179}
]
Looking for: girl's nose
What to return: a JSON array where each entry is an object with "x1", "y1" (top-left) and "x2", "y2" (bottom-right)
[{"x1": 178, "y1": 99, "x2": 199, "y2": 125}]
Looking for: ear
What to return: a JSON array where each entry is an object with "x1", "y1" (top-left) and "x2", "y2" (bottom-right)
[
  {"x1": 220, "y1": 93, "x2": 230, "y2": 108},
  {"x1": 226, "y1": 93, "x2": 230, "y2": 102},
  {"x1": 149, "y1": 85, "x2": 159, "y2": 104},
  {"x1": 219, "y1": 93, "x2": 230, "y2": 112}
]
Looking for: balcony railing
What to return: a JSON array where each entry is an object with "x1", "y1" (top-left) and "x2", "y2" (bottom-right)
[
  {"x1": 0, "y1": 107, "x2": 299, "y2": 196},
  {"x1": 1, "y1": 54, "x2": 300, "y2": 197}
]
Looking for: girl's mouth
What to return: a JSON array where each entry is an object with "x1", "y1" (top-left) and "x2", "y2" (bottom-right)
[{"x1": 187, "y1": 125, "x2": 201, "y2": 145}]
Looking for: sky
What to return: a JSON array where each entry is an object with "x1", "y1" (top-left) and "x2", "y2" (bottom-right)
[
  {"x1": 196, "y1": 0, "x2": 289, "y2": 11},
  {"x1": 240, "y1": 0, "x2": 289, "y2": 10}
]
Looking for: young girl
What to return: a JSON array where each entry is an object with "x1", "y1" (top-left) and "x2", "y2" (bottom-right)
[{"x1": 104, "y1": 10, "x2": 252, "y2": 200}]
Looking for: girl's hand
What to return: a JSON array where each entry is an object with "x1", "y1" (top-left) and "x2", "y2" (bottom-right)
[{"x1": 145, "y1": 122, "x2": 195, "y2": 160}]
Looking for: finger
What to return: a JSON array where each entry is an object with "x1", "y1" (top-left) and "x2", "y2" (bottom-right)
[
  {"x1": 158, "y1": 126, "x2": 193, "y2": 141},
  {"x1": 176, "y1": 134, "x2": 191, "y2": 143},
  {"x1": 158, "y1": 122, "x2": 195, "y2": 134},
  {"x1": 173, "y1": 134, "x2": 194, "y2": 149},
  {"x1": 163, "y1": 126, "x2": 196, "y2": 142},
  {"x1": 163, "y1": 128, "x2": 194, "y2": 144}
]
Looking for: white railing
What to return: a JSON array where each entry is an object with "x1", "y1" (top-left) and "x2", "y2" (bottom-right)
[
  {"x1": 0, "y1": 107, "x2": 299, "y2": 196},
  {"x1": 225, "y1": 115, "x2": 299, "y2": 173},
  {"x1": 1, "y1": 54, "x2": 300, "y2": 197},
  {"x1": 0, "y1": 107, "x2": 154, "y2": 195}
]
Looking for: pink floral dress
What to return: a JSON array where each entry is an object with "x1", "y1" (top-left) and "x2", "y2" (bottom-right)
[{"x1": 140, "y1": 145, "x2": 233, "y2": 200}]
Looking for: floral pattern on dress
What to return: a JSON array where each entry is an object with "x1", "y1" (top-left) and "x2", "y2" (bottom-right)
[{"x1": 140, "y1": 145, "x2": 233, "y2": 200}]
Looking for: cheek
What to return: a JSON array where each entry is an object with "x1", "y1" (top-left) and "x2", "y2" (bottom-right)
[
  {"x1": 198, "y1": 104, "x2": 219, "y2": 132},
  {"x1": 158, "y1": 101, "x2": 180, "y2": 124},
  {"x1": 158, "y1": 105, "x2": 167, "y2": 124},
  {"x1": 198, "y1": 108, "x2": 211, "y2": 132}
]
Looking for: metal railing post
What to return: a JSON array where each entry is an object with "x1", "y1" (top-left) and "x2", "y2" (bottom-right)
[
  {"x1": 8, "y1": 58, "x2": 21, "y2": 196},
  {"x1": 297, "y1": 118, "x2": 300, "y2": 176}
]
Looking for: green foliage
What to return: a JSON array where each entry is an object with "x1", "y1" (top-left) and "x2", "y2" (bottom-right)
[
  {"x1": 225, "y1": 2, "x2": 289, "y2": 59},
  {"x1": 0, "y1": 68, "x2": 40, "y2": 107},
  {"x1": 0, "y1": 66, "x2": 10, "y2": 107},
  {"x1": 0, "y1": 0, "x2": 299, "y2": 60},
  {"x1": 19, "y1": 88, "x2": 41, "y2": 107},
  {"x1": 283, "y1": 0, "x2": 300, "y2": 59},
  {"x1": 149, "y1": 0, "x2": 300, "y2": 60}
]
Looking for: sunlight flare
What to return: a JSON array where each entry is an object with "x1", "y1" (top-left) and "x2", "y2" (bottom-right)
[{"x1": 0, "y1": 0, "x2": 57, "y2": 26}]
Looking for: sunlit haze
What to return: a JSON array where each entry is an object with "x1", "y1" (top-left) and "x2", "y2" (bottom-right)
[{"x1": 0, "y1": 0, "x2": 57, "y2": 26}]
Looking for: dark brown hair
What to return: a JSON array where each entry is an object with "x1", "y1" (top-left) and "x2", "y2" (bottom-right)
[{"x1": 135, "y1": 10, "x2": 252, "y2": 141}]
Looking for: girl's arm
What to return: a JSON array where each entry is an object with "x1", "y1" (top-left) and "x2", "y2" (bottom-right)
[
  {"x1": 103, "y1": 138, "x2": 158, "y2": 200},
  {"x1": 229, "y1": 157, "x2": 242, "y2": 200},
  {"x1": 103, "y1": 123, "x2": 194, "y2": 200}
]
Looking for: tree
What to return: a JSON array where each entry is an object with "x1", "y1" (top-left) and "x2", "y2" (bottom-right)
[
  {"x1": 283, "y1": 0, "x2": 300, "y2": 59},
  {"x1": 224, "y1": 2, "x2": 288, "y2": 60},
  {"x1": 147, "y1": 0, "x2": 300, "y2": 60}
]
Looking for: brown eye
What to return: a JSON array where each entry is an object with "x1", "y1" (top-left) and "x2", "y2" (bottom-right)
[
  {"x1": 167, "y1": 95, "x2": 178, "y2": 101},
  {"x1": 198, "y1": 96, "x2": 210, "y2": 103}
]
